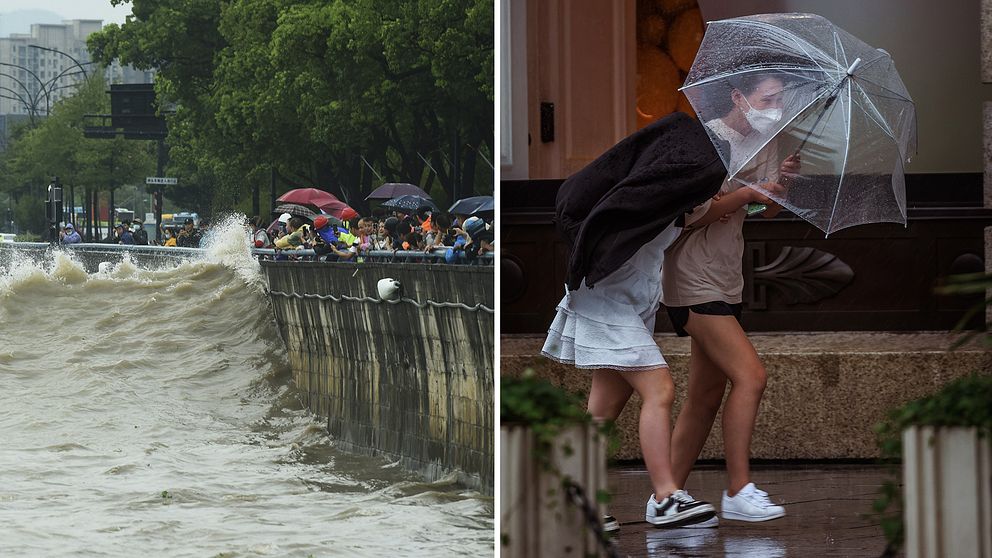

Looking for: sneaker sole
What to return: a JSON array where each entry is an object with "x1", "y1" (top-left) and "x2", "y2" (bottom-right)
[
  {"x1": 647, "y1": 508, "x2": 717, "y2": 528},
  {"x1": 721, "y1": 509, "x2": 786, "y2": 522}
]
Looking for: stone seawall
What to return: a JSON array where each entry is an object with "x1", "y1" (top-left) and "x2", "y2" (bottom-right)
[{"x1": 263, "y1": 261, "x2": 494, "y2": 494}]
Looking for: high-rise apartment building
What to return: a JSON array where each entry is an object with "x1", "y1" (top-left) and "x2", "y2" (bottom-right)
[{"x1": 0, "y1": 20, "x2": 154, "y2": 117}]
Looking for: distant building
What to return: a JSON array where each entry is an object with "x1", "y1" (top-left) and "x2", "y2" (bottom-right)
[{"x1": 0, "y1": 19, "x2": 154, "y2": 119}]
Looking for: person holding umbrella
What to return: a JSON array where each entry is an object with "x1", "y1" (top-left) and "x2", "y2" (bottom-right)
[
  {"x1": 665, "y1": 12, "x2": 916, "y2": 525},
  {"x1": 662, "y1": 72, "x2": 796, "y2": 525}
]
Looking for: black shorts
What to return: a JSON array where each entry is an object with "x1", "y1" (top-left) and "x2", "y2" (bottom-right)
[{"x1": 665, "y1": 301, "x2": 743, "y2": 337}]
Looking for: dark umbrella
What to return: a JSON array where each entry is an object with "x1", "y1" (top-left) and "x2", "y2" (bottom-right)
[
  {"x1": 272, "y1": 203, "x2": 318, "y2": 221},
  {"x1": 366, "y1": 182, "x2": 431, "y2": 201},
  {"x1": 381, "y1": 195, "x2": 439, "y2": 213},
  {"x1": 448, "y1": 195, "x2": 494, "y2": 216}
]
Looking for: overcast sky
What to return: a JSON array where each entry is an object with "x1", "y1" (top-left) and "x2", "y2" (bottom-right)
[{"x1": 0, "y1": 0, "x2": 131, "y2": 32}]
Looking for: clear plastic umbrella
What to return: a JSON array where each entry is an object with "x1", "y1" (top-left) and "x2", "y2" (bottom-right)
[{"x1": 681, "y1": 13, "x2": 917, "y2": 235}]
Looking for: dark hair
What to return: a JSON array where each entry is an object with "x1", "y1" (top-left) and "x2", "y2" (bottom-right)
[
  {"x1": 288, "y1": 217, "x2": 304, "y2": 230},
  {"x1": 432, "y1": 213, "x2": 451, "y2": 230},
  {"x1": 384, "y1": 216, "x2": 399, "y2": 234},
  {"x1": 727, "y1": 73, "x2": 788, "y2": 96},
  {"x1": 396, "y1": 220, "x2": 412, "y2": 236}
]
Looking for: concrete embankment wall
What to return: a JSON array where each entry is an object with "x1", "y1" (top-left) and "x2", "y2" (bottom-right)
[
  {"x1": 504, "y1": 333, "x2": 992, "y2": 461},
  {"x1": 263, "y1": 261, "x2": 494, "y2": 493}
]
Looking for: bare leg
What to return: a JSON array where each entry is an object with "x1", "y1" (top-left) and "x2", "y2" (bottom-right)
[
  {"x1": 671, "y1": 337, "x2": 728, "y2": 487},
  {"x1": 621, "y1": 367, "x2": 679, "y2": 498},
  {"x1": 682, "y1": 313, "x2": 767, "y2": 496},
  {"x1": 587, "y1": 369, "x2": 634, "y2": 421}
]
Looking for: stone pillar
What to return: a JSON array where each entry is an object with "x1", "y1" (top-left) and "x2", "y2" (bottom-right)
[
  {"x1": 983, "y1": 0, "x2": 992, "y2": 83},
  {"x1": 985, "y1": 103, "x2": 992, "y2": 208},
  {"x1": 987, "y1": 226, "x2": 991, "y2": 326},
  {"x1": 985, "y1": 102, "x2": 992, "y2": 325},
  {"x1": 983, "y1": 0, "x2": 992, "y2": 325}
]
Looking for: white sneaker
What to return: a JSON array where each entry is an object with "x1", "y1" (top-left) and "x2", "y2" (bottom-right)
[
  {"x1": 645, "y1": 490, "x2": 716, "y2": 528},
  {"x1": 721, "y1": 482, "x2": 786, "y2": 522}
]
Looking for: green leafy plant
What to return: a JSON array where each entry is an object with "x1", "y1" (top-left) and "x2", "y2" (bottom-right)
[
  {"x1": 501, "y1": 370, "x2": 618, "y2": 551},
  {"x1": 501, "y1": 370, "x2": 617, "y2": 471},
  {"x1": 872, "y1": 373, "x2": 992, "y2": 555}
]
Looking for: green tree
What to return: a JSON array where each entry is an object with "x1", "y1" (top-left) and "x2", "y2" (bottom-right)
[
  {"x1": 89, "y1": 0, "x2": 494, "y2": 216},
  {"x1": 0, "y1": 72, "x2": 156, "y2": 239}
]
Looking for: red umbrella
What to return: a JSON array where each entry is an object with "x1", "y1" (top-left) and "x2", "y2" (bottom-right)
[
  {"x1": 321, "y1": 200, "x2": 359, "y2": 221},
  {"x1": 277, "y1": 187, "x2": 358, "y2": 220},
  {"x1": 276, "y1": 188, "x2": 340, "y2": 208}
]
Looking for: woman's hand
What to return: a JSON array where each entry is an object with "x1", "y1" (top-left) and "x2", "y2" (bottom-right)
[{"x1": 779, "y1": 153, "x2": 801, "y2": 176}]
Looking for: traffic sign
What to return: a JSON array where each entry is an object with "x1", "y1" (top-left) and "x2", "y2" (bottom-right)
[{"x1": 146, "y1": 177, "x2": 177, "y2": 185}]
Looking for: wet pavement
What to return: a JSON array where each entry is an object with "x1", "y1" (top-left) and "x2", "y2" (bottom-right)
[{"x1": 605, "y1": 463, "x2": 893, "y2": 557}]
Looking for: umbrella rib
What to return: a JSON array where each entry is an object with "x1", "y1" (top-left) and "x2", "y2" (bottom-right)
[
  {"x1": 851, "y1": 82, "x2": 899, "y2": 145},
  {"x1": 849, "y1": 78, "x2": 913, "y2": 103},
  {"x1": 826, "y1": 79, "x2": 854, "y2": 236},
  {"x1": 852, "y1": 51, "x2": 890, "y2": 74},
  {"x1": 730, "y1": 20, "x2": 835, "y2": 73},
  {"x1": 853, "y1": 79, "x2": 918, "y2": 163},
  {"x1": 832, "y1": 30, "x2": 848, "y2": 74},
  {"x1": 681, "y1": 65, "x2": 832, "y2": 90}
]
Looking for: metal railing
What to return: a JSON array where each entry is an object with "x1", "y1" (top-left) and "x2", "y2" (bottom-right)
[{"x1": 0, "y1": 241, "x2": 493, "y2": 265}]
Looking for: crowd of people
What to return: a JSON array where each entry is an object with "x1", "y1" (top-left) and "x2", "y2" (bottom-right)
[
  {"x1": 58, "y1": 217, "x2": 209, "y2": 247},
  {"x1": 250, "y1": 206, "x2": 494, "y2": 263},
  {"x1": 56, "y1": 205, "x2": 494, "y2": 263}
]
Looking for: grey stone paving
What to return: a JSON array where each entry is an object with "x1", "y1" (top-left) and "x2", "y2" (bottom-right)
[{"x1": 604, "y1": 463, "x2": 894, "y2": 557}]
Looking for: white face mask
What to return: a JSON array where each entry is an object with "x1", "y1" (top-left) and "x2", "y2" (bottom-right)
[{"x1": 742, "y1": 96, "x2": 782, "y2": 134}]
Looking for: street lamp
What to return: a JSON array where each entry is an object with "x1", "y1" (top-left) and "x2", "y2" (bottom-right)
[
  {"x1": 0, "y1": 71, "x2": 41, "y2": 119},
  {"x1": 0, "y1": 62, "x2": 50, "y2": 115},
  {"x1": 28, "y1": 45, "x2": 89, "y2": 79}
]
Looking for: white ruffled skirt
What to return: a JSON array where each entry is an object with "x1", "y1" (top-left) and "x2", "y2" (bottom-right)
[{"x1": 542, "y1": 223, "x2": 680, "y2": 371}]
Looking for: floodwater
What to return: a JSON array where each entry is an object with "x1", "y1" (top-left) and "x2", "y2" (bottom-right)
[{"x1": 0, "y1": 219, "x2": 493, "y2": 557}]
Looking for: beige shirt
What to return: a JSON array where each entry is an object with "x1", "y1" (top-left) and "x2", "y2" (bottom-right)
[{"x1": 661, "y1": 118, "x2": 778, "y2": 307}]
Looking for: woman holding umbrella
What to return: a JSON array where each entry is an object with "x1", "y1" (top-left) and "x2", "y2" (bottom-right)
[
  {"x1": 666, "y1": 11, "x2": 917, "y2": 526},
  {"x1": 662, "y1": 72, "x2": 798, "y2": 524}
]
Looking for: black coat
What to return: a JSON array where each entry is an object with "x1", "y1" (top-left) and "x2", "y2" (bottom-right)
[{"x1": 555, "y1": 112, "x2": 727, "y2": 291}]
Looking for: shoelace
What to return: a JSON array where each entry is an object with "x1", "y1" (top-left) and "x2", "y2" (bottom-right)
[
  {"x1": 743, "y1": 488, "x2": 775, "y2": 507},
  {"x1": 669, "y1": 489, "x2": 698, "y2": 504}
]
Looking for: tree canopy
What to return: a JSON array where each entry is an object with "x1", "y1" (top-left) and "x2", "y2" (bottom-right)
[{"x1": 89, "y1": 0, "x2": 494, "y2": 216}]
